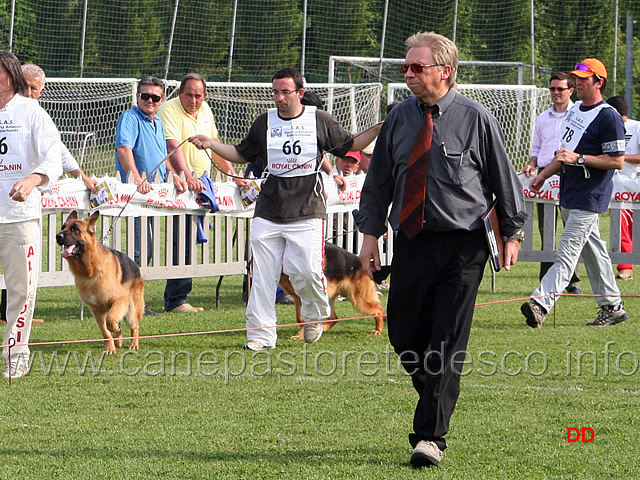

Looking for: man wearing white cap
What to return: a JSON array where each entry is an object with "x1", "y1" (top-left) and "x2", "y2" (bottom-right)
[{"x1": 522, "y1": 58, "x2": 628, "y2": 328}]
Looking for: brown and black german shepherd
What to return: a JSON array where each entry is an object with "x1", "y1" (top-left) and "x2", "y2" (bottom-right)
[
  {"x1": 56, "y1": 210, "x2": 144, "y2": 353},
  {"x1": 279, "y1": 242, "x2": 385, "y2": 339}
]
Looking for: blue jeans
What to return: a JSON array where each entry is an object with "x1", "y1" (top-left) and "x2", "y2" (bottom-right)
[
  {"x1": 164, "y1": 215, "x2": 193, "y2": 311},
  {"x1": 133, "y1": 217, "x2": 154, "y2": 267}
]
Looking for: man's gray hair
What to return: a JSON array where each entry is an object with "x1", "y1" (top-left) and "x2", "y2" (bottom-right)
[
  {"x1": 138, "y1": 76, "x2": 165, "y2": 95},
  {"x1": 405, "y1": 31, "x2": 458, "y2": 88},
  {"x1": 21, "y1": 63, "x2": 46, "y2": 83}
]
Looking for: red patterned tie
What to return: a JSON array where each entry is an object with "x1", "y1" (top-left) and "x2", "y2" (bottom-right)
[{"x1": 399, "y1": 104, "x2": 436, "y2": 239}]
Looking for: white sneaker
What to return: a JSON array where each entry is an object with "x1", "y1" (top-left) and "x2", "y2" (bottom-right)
[
  {"x1": 410, "y1": 440, "x2": 443, "y2": 467},
  {"x1": 242, "y1": 341, "x2": 274, "y2": 351},
  {"x1": 2, "y1": 354, "x2": 30, "y2": 379},
  {"x1": 303, "y1": 322, "x2": 323, "y2": 343}
]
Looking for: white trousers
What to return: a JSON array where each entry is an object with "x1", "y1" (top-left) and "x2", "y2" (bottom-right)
[
  {"x1": 533, "y1": 208, "x2": 621, "y2": 312},
  {"x1": 246, "y1": 217, "x2": 330, "y2": 347},
  {"x1": 1, "y1": 219, "x2": 41, "y2": 362}
]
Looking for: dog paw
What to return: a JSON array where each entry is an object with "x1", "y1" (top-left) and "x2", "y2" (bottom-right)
[
  {"x1": 104, "y1": 348, "x2": 116, "y2": 354},
  {"x1": 289, "y1": 334, "x2": 303, "y2": 340},
  {"x1": 371, "y1": 329, "x2": 384, "y2": 335},
  {"x1": 129, "y1": 343, "x2": 139, "y2": 350}
]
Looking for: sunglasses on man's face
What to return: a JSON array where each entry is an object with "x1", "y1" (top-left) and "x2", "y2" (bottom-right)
[
  {"x1": 399, "y1": 63, "x2": 443, "y2": 74},
  {"x1": 140, "y1": 92, "x2": 162, "y2": 102}
]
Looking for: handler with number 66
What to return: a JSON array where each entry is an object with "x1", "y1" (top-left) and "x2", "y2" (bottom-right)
[{"x1": 189, "y1": 67, "x2": 379, "y2": 351}]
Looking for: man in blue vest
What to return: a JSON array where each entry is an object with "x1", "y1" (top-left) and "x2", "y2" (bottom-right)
[{"x1": 522, "y1": 58, "x2": 628, "y2": 328}]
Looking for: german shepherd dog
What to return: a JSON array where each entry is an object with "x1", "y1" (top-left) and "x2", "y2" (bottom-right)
[
  {"x1": 56, "y1": 210, "x2": 144, "y2": 353},
  {"x1": 279, "y1": 242, "x2": 385, "y2": 339}
]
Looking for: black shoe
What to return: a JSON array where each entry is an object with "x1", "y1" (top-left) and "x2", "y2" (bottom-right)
[
  {"x1": 144, "y1": 306, "x2": 160, "y2": 316},
  {"x1": 565, "y1": 284, "x2": 582, "y2": 295}
]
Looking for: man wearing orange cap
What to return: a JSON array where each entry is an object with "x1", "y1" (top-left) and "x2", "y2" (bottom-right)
[{"x1": 522, "y1": 58, "x2": 628, "y2": 328}]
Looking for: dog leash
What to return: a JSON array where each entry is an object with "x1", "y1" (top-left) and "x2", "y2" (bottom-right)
[
  {"x1": 206, "y1": 121, "x2": 382, "y2": 180},
  {"x1": 99, "y1": 138, "x2": 190, "y2": 243},
  {"x1": 325, "y1": 227, "x2": 361, "y2": 242}
]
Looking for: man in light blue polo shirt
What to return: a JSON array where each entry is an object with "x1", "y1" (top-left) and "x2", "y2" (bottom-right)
[
  {"x1": 115, "y1": 76, "x2": 186, "y2": 315},
  {"x1": 116, "y1": 76, "x2": 185, "y2": 189}
]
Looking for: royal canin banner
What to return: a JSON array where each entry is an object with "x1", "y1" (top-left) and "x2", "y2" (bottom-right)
[
  {"x1": 519, "y1": 172, "x2": 640, "y2": 209},
  {"x1": 41, "y1": 173, "x2": 366, "y2": 217}
]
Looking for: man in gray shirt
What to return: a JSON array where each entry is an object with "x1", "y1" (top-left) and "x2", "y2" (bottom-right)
[{"x1": 355, "y1": 31, "x2": 527, "y2": 468}]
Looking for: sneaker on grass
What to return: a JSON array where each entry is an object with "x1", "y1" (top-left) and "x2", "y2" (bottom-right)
[
  {"x1": 2, "y1": 354, "x2": 29, "y2": 379},
  {"x1": 521, "y1": 300, "x2": 547, "y2": 328},
  {"x1": 303, "y1": 322, "x2": 323, "y2": 343},
  {"x1": 410, "y1": 440, "x2": 443, "y2": 468},
  {"x1": 242, "y1": 341, "x2": 275, "y2": 351},
  {"x1": 586, "y1": 305, "x2": 628, "y2": 327},
  {"x1": 616, "y1": 270, "x2": 633, "y2": 280}
]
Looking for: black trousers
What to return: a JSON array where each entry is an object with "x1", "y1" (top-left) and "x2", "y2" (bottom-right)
[{"x1": 388, "y1": 229, "x2": 488, "y2": 451}]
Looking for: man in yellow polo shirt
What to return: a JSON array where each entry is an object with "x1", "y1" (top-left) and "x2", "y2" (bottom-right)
[{"x1": 158, "y1": 73, "x2": 240, "y2": 313}]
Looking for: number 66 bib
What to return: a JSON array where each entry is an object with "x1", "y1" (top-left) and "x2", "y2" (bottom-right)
[{"x1": 266, "y1": 106, "x2": 318, "y2": 177}]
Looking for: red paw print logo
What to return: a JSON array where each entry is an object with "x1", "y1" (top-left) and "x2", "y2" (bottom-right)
[
  {"x1": 549, "y1": 179, "x2": 560, "y2": 189},
  {"x1": 51, "y1": 184, "x2": 60, "y2": 194},
  {"x1": 348, "y1": 179, "x2": 359, "y2": 189},
  {"x1": 158, "y1": 187, "x2": 169, "y2": 198}
]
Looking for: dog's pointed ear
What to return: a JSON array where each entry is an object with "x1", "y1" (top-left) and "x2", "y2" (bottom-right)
[
  {"x1": 68, "y1": 210, "x2": 78, "y2": 221},
  {"x1": 87, "y1": 211, "x2": 100, "y2": 230}
]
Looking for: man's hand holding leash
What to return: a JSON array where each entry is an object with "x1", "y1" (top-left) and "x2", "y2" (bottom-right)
[{"x1": 359, "y1": 233, "x2": 381, "y2": 279}]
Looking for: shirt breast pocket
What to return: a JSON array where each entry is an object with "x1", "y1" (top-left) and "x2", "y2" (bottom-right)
[{"x1": 441, "y1": 151, "x2": 466, "y2": 187}]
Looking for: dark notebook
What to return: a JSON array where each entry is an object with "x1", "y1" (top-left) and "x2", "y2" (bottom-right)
[{"x1": 482, "y1": 200, "x2": 504, "y2": 272}]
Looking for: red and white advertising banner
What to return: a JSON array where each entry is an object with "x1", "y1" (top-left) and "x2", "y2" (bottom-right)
[{"x1": 42, "y1": 173, "x2": 366, "y2": 217}]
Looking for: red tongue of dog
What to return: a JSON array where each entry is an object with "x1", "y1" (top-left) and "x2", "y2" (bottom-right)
[{"x1": 62, "y1": 245, "x2": 76, "y2": 258}]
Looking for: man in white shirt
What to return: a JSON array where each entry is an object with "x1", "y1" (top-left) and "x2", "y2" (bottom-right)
[
  {"x1": 523, "y1": 73, "x2": 581, "y2": 293},
  {"x1": 0, "y1": 52, "x2": 63, "y2": 378},
  {"x1": 606, "y1": 95, "x2": 640, "y2": 280}
]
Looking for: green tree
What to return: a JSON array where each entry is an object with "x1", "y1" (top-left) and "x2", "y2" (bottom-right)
[
  {"x1": 2, "y1": 0, "x2": 41, "y2": 69},
  {"x1": 229, "y1": 0, "x2": 302, "y2": 81},
  {"x1": 303, "y1": 0, "x2": 378, "y2": 82},
  {"x1": 85, "y1": 0, "x2": 169, "y2": 77},
  {"x1": 166, "y1": 0, "x2": 232, "y2": 80}
]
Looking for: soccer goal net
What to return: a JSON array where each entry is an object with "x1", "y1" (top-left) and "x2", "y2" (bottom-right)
[
  {"x1": 40, "y1": 79, "x2": 383, "y2": 178},
  {"x1": 329, "y1": 56, "x2": 531, "y2": 86}
]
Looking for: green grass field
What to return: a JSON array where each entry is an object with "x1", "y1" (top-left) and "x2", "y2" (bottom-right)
[{"x1": 2, "y1": 258, "x2": 640, "y2": 479}]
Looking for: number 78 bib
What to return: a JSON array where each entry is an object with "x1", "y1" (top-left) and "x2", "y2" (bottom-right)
[
  {"x1": 266, "y1": 106, "x2": 318, "y2": 177},
  {"x1": 560, "y1": 101, "x2": 607, "y2": 151}
]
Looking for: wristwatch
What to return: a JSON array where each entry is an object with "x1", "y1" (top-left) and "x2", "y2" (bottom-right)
[
  {"x1": 577, "y1": 154, "x2": 585, "y2": 165},
  {"x1": 508, "y1": 230, "x2": 525, "y2": 242}
]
